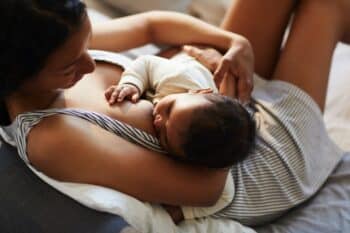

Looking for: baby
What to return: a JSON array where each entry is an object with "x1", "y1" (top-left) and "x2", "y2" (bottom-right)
[{"x1": 105, "y1": 53, "x2": 255, "y2": 220}]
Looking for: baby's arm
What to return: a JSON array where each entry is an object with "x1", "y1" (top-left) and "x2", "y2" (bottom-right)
[{"x1": 105, "y1": 55, "x2": 173, "y2": 104}]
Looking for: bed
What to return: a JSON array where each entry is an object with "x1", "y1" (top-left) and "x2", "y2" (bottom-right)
[{"x1": 0, "y1": 7, "x2": 349, "y2": 233}]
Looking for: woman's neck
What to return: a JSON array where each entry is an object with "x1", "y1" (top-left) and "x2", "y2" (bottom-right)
[{"x1": 5, "y1": 90, "x2": 62, "y2": 120}]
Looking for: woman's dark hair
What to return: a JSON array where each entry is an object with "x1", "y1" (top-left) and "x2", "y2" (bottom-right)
[
  {"x1": 178, "y1": 94, "x2": 256, "y2": 169},
  {"x1": 0, "y1": 0, "x2": 87, "y2": 124}
]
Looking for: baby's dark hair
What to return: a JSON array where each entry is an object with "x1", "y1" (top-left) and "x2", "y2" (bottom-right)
[
  {"x1": 0, "y1": 0, "x2": 86, "y2": 124},
  {"x1": 180, "y1": 94, "x2": 256, "y2": 168}
]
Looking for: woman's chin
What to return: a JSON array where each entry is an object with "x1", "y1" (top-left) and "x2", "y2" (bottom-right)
[{"x1": 64, "y1": 75, "x2": 84, "y2": 88}]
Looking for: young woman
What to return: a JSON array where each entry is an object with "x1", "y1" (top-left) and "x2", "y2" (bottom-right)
[{"x1": 0, "y1": 0, "x2": 348, "y2": 227}]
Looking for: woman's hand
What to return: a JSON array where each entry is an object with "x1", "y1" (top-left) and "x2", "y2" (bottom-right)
[
  {"x1": 183, "y1": 38, "x2": 254, "y2": 103},
  {"x1": 183, "y1": 45, "x2": 223, "y2": 73}
]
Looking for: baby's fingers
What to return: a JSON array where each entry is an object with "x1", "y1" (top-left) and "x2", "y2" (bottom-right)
[
  {"x1": 117, "y1": 87, "x2": 136, "y2": 102},
  {"x1": 109, "y1": 88, "x2": 121, "y2": 105},
  {"x1": 104, "y1": 86, "x2": 115, "y2": 100},
  {"x1": 131, "y1": 93, "x2": 140, "y2": 103}
]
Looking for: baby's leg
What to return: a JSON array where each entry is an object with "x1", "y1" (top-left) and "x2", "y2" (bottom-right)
[
  {"x1": 221, "y1": 0, "x2": 297, "y2": 79},
  {"x1": 272, "y1": 0, "x2": 348, "y2": 111}
]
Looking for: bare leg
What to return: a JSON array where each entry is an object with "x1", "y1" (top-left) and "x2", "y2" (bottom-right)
[
  {"x1": 272, "y1": 0, "x2": 346, "y2": 111},
  {"x1": 221, "y1": 0, "x2": 297, "y2": 79}
]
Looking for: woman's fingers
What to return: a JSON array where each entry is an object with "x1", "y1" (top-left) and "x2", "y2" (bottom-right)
[
  {"x1": 216, "y1": 53, "x2": 254, "y2": 102},
  {"x1": 183, "y1": 39, "x2": 254, "y2": 102},
  {"x1": 219, "y1": 73, "x2": 236, "y2": 98},
  {"x1": 183, "y1": 45, "x2": 222, "y2": 72},
  {"x1": 214, "y1": 58, "x2": 230, "y2": 88},
  {"x1": 237, "y1": 69, "x2": 253, "y2": 104},
  {"x1": 183, "y1": 45, "x2": 202, "y2": 58}
]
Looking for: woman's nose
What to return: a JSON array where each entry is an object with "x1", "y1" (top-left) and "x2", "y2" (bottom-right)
[{"x1": 78, "y1": 52, "x2": 96, "y2": 75}]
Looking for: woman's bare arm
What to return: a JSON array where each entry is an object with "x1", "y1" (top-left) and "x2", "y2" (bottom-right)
[
  {"x1": 90, "y1": 11, "x2": 243, "y2": 53},
  {"x1": 26, "y1": 115, "x2": 227, "y2": 206}
]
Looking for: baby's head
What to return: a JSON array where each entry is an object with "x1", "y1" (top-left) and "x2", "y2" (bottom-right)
[{"x1": 153, "y1": 91, "x2": 256, "y2": 168}]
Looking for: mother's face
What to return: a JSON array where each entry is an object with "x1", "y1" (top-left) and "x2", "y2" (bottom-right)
[{"x1": 20, "y1": 16, "x2": 96, "y2": 93}]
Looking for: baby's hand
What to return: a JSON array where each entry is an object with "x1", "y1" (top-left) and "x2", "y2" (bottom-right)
[{"x1": 105, "y1": 84, "x2": 140, "y2": 105}]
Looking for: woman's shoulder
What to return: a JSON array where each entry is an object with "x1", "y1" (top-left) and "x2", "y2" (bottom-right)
[
  {"x1": 24, "y1": 112, "x2": 114, "y2": 180},
  {"x1": 26, "y1": 112, "x2": 89, "y2": 162},
  {"x1": 14, "y1": 108, "x2": 97, "y2": 163}
]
